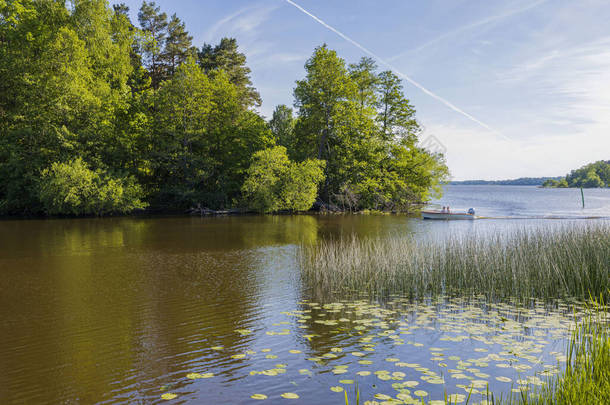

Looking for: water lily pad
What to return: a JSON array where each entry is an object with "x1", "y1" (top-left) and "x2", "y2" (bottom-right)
[
  {"x1": 339, "y1": 379, "x2": 354, "y2": 384},
  {"x1": 289, "y1": 349, "x2": 301, "y2": 354},
  {"x1": 414, "y1": 390, "x2": 428, "y2": 397},
  {"x1": 161, "y1": 393, "x2": 177, "y2": 400},
  {"x1": 280, "y1": 392, "x2": 299, "y2": 399},
  {"x1": 330, "y1": 386, "x2": 344, "y2": 392},
  {"x1": 251, "y1": 394, "x2": 268, "y2": 400},
  {"x1": 374, "y1": 393, "x2": 392, "y2": 400}
]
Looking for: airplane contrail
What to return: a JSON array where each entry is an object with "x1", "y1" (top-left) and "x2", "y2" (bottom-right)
[{"x1": 283, "y1": 0, "x2": 510, "y2": 141}]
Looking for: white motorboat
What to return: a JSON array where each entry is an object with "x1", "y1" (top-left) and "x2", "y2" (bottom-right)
[{"x1": 421, "y1": 210, "x2": 476, "y2": 220}]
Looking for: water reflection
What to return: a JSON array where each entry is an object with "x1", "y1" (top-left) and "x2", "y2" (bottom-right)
[{"x1": 0, "y1": 213, "x2": 607, "y2": 404}]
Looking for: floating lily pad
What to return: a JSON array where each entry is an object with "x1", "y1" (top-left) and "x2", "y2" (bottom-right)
[
  {"x1": 280, "y1": 392, "x2": 299, "y2": 399},
  {"x1": 251, "y1": 394, "x2": 267, "y2": 400},
  {"x1": 161, "y1": 393, "x2": 177, "y2": 400}
]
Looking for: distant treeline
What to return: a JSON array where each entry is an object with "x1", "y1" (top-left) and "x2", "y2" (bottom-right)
[
  {"x1": 542, "y1": 160, "x2": 610, "y2": 188},
  {"x1": 0, "y1": 1, "x2": 448, "y2": 216},
  {"x1": 451, "y1": 177, "x2": 562, "y2": 186}
]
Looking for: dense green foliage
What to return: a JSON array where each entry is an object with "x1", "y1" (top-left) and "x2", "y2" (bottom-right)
[
  {"x1": 241, "y1": 146, "x2": 324, "y2": 213},
  {"x1": 292, "y1": 47, "x2": 449, "y2": 211},
  {"x1": 39, "y1": 158, "x2": 146, "y2": 215},
  {"x1": 543, "y1": 160, "x2": 609, "y2": 188},
  {"x1": 0, "y1": 1, "x2": 448, "y2": 216}
]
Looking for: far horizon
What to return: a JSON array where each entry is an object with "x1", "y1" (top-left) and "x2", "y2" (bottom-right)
[{"x1": 121, "y1": 0, "x2": 610, "y2": 180}]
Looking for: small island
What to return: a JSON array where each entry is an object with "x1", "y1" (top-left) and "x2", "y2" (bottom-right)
[{"x1": 542, "y1": 160, "x2": 609, "y2": 188}]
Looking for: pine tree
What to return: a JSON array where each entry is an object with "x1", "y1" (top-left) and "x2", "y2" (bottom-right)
[
  {"x1": 138, "y1": 1, "x2": 168, "y2": 88},
  {"x1": 197, "y1": 38, "x2": 261, "y2": 107},
  {"x1": 164, "y1": 14, "x2": 193, "y2": 77}
]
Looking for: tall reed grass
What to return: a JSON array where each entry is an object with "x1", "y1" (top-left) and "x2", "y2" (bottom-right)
[{"x1": 300, "y1": 224, "x2": 610, "y2": 301}]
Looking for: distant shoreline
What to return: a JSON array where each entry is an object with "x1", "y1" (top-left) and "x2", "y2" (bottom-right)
[{"x1": 450, "y1": 177, "x2": 562, "y2": 186}]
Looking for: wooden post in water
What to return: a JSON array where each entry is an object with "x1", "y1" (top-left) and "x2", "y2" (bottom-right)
[{"x1": 581, "y1": 187, "x2": 585, "y2": 208}]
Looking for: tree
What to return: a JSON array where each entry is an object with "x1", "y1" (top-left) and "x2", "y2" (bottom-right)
[
  {"x1": 291, "y1": 45, "x2": 449, "y2": 211},
  {"x1": 197, "y1": 37, "x2": 261, "y2": 107},
  {"x1": 0, "y1": 0, "x2": 134, "y2": 214},
  {"x1": 241, "y1": 146, "x2": 325, "y2": 213},
  {"x1": 377, "y1": 70, "x2": 418, "y2": 143},
  {"x1": 138, "y1": 1, "x2": 168, "y2": 87},
  {"x1": 542, "y1": 179, "x2": 559, "y2": 188},
  {"x1": 293, "y1": 45, "x2": 357, "y2": 162},
  {"x1": 152, "y1": 59, "x2": 274, "y2": 209},
  {"x1": 39, "y1": 158, "x2": 146, "y2": 216},
  {"x1": 565, "y1": 160, "x2": 609, "y2": 188},
  {"x1": 582, "y1": 170, "x2": 604, "y2": 188},
  {"x1": 269, "y1": 105, "x2": 295, "y2": 150},
  {"x1": 349, "y1": 57, "x2": 379, "y2": 112},
  {"x1": 164, "y1": 13, "x2": 193, "y2": 77}
]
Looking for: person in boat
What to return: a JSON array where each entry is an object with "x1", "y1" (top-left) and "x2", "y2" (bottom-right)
[
  {"x1": 447, "y1": 206, "x2": 451, "y2": 213},
  {"x1": 468, "y1": 208, "x2": 475, "y2": 215}
]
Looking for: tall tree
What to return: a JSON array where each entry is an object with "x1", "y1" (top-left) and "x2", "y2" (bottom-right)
[
  {"x1": 293, "y1": 45, "x2": 356, "y2": 162},
  {"x1": 269, "y1": 105, "x2": 295, "y2": 150},
  {"x1": 349, "y1": 57, "x2": 379, "y2": 112},
  {"x1": 138, "y1": 1, "x2": 168, "y2": 87},
  {"x1": 113, "y1": 3, "x2": 130, "y2": 17},
  {"x1": 377, "y1": 70, "x2": 418, "y2": 143},
  {"x1": 164, "y1": 13, "x2": 193, "y2": 77},
  {"x1": 197, "y1": 37, "x2": 261, "y2": 107},
  {"x1": 152, "y1": 58, "x2": 273, "y2": 208}
]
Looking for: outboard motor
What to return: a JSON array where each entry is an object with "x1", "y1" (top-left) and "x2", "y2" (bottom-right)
[{"x1": 468, "y1": 208, "x2": 475, "y2": 215}]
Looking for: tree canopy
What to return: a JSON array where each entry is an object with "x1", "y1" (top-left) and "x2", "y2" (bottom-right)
[
  {"x1": 0, "y1": 2, "x2": 449, "y2": 216},
  {"x1": 543, "y1": 161, "x2": 609, "y2": 189}
]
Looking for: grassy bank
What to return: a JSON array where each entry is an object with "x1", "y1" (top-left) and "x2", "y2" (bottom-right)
[{"x1": 299, "y1": 224, "x2": 610, "y2": 301}]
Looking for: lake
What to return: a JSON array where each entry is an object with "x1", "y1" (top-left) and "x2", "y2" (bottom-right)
[{"x1": 1, "y1": 186, "x2": 609, "y2": 404}]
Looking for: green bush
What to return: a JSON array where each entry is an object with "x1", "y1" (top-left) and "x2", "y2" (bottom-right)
[
  {"x1": 39, "y1": 159, "x2": 147, "y2": 216},
  {"x1": 241, "y1": 146, "x2": 325, "y2": 213}
]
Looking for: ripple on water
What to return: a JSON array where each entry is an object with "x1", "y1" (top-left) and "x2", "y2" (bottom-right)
[{"x1": 156, "y1": 295, "x2": 593, "y2": 404}]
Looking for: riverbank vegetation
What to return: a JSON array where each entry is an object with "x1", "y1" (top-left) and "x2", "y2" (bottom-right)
[
  {"x1": 0, "y1": 0, "x2": 448, "y2": 216},
  {"x1": 300, "y1": 224, "x2": 610, "y2": 301},
  {"x1": 542, "y1": 160, "x2": 609, "y2": 188}
]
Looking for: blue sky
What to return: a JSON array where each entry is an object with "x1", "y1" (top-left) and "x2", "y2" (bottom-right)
[{"x1": 121, "y1": 0, "x2": 610, "y2": 180}]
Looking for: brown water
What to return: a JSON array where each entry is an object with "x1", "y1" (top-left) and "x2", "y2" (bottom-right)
[{"x1": 0, "y1": 214, "x2": 592, "y2": 404}]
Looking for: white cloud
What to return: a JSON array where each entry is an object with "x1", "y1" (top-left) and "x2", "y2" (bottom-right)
[{"x1": 203, "y1": 3, "x2": 279, "y2": 42}]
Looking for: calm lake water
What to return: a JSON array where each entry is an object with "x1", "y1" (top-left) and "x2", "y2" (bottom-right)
[{"x1": 1, "y1": 186, "x2": 609, "y2": 404}]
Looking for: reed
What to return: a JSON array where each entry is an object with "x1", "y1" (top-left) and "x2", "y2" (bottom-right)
[{"x1": 299, "y1": 223, "x2": 610, "y2": 301}]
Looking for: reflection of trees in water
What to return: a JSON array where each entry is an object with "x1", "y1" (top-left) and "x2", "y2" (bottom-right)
[{"x1": 0, "y1": 217, "x2": 303, "y2": 403}]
